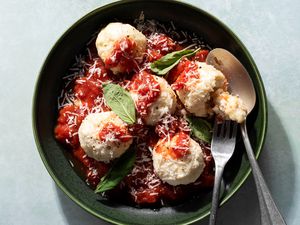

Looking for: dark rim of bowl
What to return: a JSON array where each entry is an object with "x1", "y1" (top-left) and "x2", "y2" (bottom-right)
[{"x1": 32, "y1": 0, "x2": 268, "y2": 224}]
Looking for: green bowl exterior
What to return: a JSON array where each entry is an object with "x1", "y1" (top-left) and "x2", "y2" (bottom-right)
[{"x1": 32, "y1": 0, "x2": 267, "y2": 224}]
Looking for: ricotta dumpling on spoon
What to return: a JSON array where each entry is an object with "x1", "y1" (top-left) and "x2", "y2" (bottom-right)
[
  {"x1": 96, "y1": 22, "x2": 147, "y2": 74},
  {"x1": 78, "y1": 112, "x2": 133, "y2": 163},
  {"x1": 129, "y1": 71, "x2": 177, "y2": 126},
  {"x1": 152, "y1": 132, "x2": 205, "y2": 186},
  {"x1": 212, "y1": 89, "x2": 247, "y2": 123}
]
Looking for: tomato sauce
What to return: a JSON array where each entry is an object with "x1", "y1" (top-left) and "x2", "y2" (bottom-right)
[
  {"x1": 73, "y1": 78, "x2": 102, "y2": 107},
  {"x1": 171, "y1": 59, "x2": 199, "y2": 90},
  {"x1": 146, "y1": 33, "x2": 180, "y2": 62},
  {"x1": 85, "y1": 58, "x2": 112, "y2": 82},
  {"x1": 99, "y1": 122, "x2": 132, "y2": 142},
  {"x1": 54, "y1": 23, "x2": 214, "y2": 207},
  {"x1": 169, "y1": 49, "x2": 209, "y2": 88},
  {"x1": 155, "y1": 115, "x2": 191, "y2": 159},
  {"x1": 192, "y1": 49, "x2": 209, "y2": 62},
  {"x1": 73, "y1": 147, "x2": 110, "y2": 187},
  {"x1": 170, "y1": 131, "x2": 190, "y2": 159},
  {"x1": 55, "y1": 105, "x2": 87, "y2": 148},
  {"x1": 105, "y1": 37, "x2": 137, "y2": 73},
  {"x1": 129, "y1": 71, "x2": 160, "y2": 118}
]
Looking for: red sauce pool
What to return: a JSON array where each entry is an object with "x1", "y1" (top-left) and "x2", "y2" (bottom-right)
[
  {"x1": 54, "y1": 22, "x2": 214, "y2": 207},
  {"x1": 55, "y1": 105, "x2": 86, "y2": 148}
]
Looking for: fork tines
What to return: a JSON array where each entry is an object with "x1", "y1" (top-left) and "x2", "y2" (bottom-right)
[{"x1": 213, "y1": 120, "x2": 237, "y2": 139}]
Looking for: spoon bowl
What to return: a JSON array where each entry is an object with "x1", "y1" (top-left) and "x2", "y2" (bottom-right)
[{"x1": 206, "y1": 48, "x2": 256, "y2": 114}]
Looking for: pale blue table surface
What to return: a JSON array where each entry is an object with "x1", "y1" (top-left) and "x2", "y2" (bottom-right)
[{"x1": 0, "y1": 0, "x2": 299, "y2": 224}]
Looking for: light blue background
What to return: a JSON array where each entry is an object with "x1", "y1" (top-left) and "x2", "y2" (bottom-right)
[{"x1": 0, "y1": 0, "x2": 299, "y2": 224}]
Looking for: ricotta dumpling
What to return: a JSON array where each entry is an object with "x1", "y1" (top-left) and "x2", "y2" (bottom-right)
[
  {"x1": 152, "y1": 133, "x2": 205, "y2": 186},
  {"x1": 130, "y1": 73, "x2": 177, "y2": 126},
  {"x1": 78, "y1": 112, "x2": 133, "y2": 162},
  {"x1": 175, "y1": 61, "x2": 227, "y2": 117},
  {"x1": 145, "y1": 76, "x2": 177, "y2": 125},
  {"x1": 213, "y1": 89, "x2": 247, "y2": 123},
  {"x1": 96, "y1": 22, "x2": 147, "y2": 74}
]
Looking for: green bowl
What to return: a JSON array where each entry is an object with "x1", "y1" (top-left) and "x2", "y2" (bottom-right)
[{"x1": 32, "y1": 0, "x2": 267, "y2": 224}]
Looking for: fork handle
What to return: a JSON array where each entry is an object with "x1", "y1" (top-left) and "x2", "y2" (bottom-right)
[
  {"x1": 209, "y1": 164, "x2": 225, "y2": 225},
  {"x1": 240, "y1": 122, "x2": 286, "y2": 225}
]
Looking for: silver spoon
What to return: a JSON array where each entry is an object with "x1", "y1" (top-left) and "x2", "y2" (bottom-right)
[{"x1": 206, "y1": 48, "x2": 286, "y2": 225}]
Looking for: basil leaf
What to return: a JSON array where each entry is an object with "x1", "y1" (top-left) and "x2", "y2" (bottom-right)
[
  {"x1": 103, "y1": 83, "x2": 136, "y2": 124},
  {"x1": 150, "y1": 48, "x2": 199, "y2": 76},
  {"x1": 95, "y1": 148, "x2": 136, "y2": 193},
  {"x1": 187, "y1": 116, "x2": 212, "y2": 143}
]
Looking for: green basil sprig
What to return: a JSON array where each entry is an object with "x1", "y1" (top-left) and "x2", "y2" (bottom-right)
[
  {"x1": 150, "y1": 47, "x2": 199, "y2": 76},
  {"x1": 95, "y1": 148, "x2": 136, "y2": 193},
  {"x1": 187, "y1": 116, "x2": 212, "y2": 143},
  {"x1": 103, "y1": 83, "x2": 136, "y2": 124}
]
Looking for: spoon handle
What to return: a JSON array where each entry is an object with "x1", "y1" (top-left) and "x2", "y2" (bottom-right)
[{"x1": 240, "y1": 121, "x2": 286, "y2": 225}]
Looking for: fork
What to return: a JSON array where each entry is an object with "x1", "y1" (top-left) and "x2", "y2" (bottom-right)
[{"x1": 209, "y1": 120, "x2": 238, "y2": 225}]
